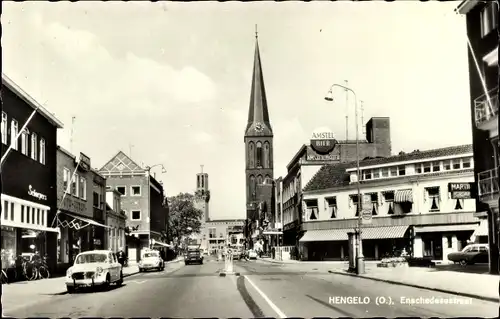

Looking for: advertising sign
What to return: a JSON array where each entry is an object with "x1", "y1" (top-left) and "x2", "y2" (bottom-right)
[
  {"x1": 28, "y1": 185, "x2": 47, "y2": 201},
  {"x1": 310, "y1": 129, "x2": 337, "y2": 155},
  {"x1": 79, "y1": 152, "x2": 91, "y2": 172},
  {"x1": 361, "y1": 194, "x2": 372, "y2": 224},
  {"x1": 448, "y1": 182, "x2": 475, "y2": 199}
]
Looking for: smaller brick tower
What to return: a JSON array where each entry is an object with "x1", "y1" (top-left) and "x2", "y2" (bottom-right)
[{"x1": 194, "y1": 165, "x2": 210, "y2": 250}]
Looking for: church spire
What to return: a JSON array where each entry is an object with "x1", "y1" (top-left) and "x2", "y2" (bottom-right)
[{"x1": 245, "y1": 26, "x2": 273, "y2": 136}]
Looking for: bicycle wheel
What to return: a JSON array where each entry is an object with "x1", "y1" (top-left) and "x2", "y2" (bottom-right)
[
  {"x1": 24, "y1": 264, "x2": 36, "y2": 281},
  {"x1": 38, "y1": 266, "x2": 50, "y2": 279}
]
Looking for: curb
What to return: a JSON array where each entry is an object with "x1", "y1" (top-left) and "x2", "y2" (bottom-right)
[{"x1": 328, "y1": 270, "x2": 499, "y2": 303}]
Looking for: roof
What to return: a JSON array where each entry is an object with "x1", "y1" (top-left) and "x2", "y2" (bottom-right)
[
  {"x1": 286, "y1": 144, "x2": 307, "y2": 171},
  {"x1": 455, "y1": 0, "x2": 478, "y2": 15},
  {"x1": 2, "y1": 74, "x2": 64, "y2": 128},
  {"x1": 245, "y1": 35, "x2": 273, "y2": 136},
  {"x1": 304, "y1": 144, "x2": 473, "y2": 192}
]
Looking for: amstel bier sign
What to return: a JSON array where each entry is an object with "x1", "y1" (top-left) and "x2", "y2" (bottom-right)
[{"x1": 310, "y1": 129, "x2": 337, "y2": 155}]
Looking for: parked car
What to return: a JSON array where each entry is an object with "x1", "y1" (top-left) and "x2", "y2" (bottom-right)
[
  {"x1": 139, "y1": 250, "x2": 165, "y2": 272},
  {"x1": 447, "y1": 243, "x2": 489, "y2": 266},
  {"x1": 247, "y1": 249, "x2": 258, "y2": 259},
  {"x1": 185, "y1": 249, "x2": 203, "y2": 265},
  {"x1": 65, "y1": 250, "x2": 123, "y2": 293}
]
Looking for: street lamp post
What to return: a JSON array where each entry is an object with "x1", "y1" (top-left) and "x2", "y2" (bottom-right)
[
  {"x1": 325, "y1": 83, "x2": 365, "y2": 275},
  {"x1": 144, "y1": 164, "x2": 167, "y2": 251}
]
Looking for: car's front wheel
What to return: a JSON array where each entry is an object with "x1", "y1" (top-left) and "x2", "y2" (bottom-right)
[{"x1": 66, "y1": 285, "x2": 75, "y2": 294}]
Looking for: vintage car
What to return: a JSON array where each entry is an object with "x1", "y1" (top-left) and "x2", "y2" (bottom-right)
[
  {"x1": 65, "y1": 250, "x2": 123, "y2": 293},
  {"x1": 185, "y1": 249, "x2": 203, "y2": 265},
  {"x1": 447, "y1": 243, "x2": 489, "y2": 266},
  {"x1": 247, "y1": 249, "x2": 258, "y2": 260},
  {"x1": 139, "y1": 250, "x2": 165, "y2": 272}
]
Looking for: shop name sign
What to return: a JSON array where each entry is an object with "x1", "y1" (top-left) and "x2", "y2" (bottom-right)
[
  {"x1": 310, "y1": 130, "x2": 337, "y2": 155},
  {"x1": 79, "y1": 152, "x2": 91, "y2": 172},
  {"x1": 448, "y1": 182, "x2": 475, "y2": 199},
  {"x1": 28, "y1": 185, "x2": 47, "y2": 201}
]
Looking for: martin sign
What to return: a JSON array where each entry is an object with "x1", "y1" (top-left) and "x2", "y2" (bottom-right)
[
  {"x1": 448, "y1": 182, "x2": 475, "y2": 199},
  {"x1": 310, "y1": 129, "x2": 337, "y2": 155},
  {"x1": 28, "y1": 185, "x2": 47, "y2": 201}
]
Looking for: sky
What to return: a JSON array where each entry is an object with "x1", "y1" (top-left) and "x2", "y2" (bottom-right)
[{"x1": 3, "y1": 1, "x2": 472, "y2": 220}]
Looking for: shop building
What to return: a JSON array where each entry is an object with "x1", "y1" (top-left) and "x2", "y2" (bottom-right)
[
  {"x1": 301, "y1": 144, "x2": 481, "y2": 262},
  {"x1": 55, "y1": 147, "x2": 109, "y2": 268},
  {"x1": 281, "y1": 118, "x2": 392, "y2": 250},
  {"x1": 105, "y1": 188, "x2": 127, "y2": 252},
  {"x1": 456, "y1": 0, "x2": 499, "y2": 274},
  {"x1": 99, "y1": 151, "x2": 169, "y2": 263},
  {"x1": 1, "y1": 75, "x2": 63, "y2": 271},
  {"x1": 206, "y1": 219, "x2": 245, "y2": 255}
]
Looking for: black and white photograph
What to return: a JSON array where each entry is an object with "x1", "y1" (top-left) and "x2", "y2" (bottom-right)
[{"x1": 0, "y1": 0, "x2": 498, "y2": 318}]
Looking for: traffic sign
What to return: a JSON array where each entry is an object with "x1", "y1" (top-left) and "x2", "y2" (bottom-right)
[{"x1": 362, "y1": 209, "x2": 372, "y2": 224}]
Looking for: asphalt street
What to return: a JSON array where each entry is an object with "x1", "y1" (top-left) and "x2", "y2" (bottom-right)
[{"x1": 3, "y1": 256, "x2": 497, "y2": 318}]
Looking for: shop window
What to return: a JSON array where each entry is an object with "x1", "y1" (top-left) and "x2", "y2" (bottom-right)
[
  {"x1": 1, "y1": 228, "x2": 17, "y2": 268},
  {"x1": 1, "y1": 112, "x2": 7, "y2": 144},
  {"x1": 131, "y1": 210, "x2": 141, "y2": 220},
  {"x1": 116, "y1": 186, "x2": 126, "y2": 196},
  {"x1": 131, "y1": 186, "x2": 141, "y2": 196}
]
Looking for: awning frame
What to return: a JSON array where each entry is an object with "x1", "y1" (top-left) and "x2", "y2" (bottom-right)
[
  {"x1": 394, "y1": 189, "x2": 413, "y2": 203},
  {"x1": 56, "y1": 211, "x2": 111, "y2": 230}
]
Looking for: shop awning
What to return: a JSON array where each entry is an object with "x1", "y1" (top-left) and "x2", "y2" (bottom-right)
[
  {"x1": 56, "y1": 211, "x2": 111, "y2": 230},
  {"x1": 361, "y1": 226, "x2": 409, "y2": 239},
  {"x1": 299, "y1": 229, "x2": 350, "y2": 242},
  {"x1": 472, "y1": 220, "x2": 488, "y2": 237},
  {"x1": 394, "y1": 189, "x2": 413, "y2": 203},
  {"x1": 414, "y1": 223, "x2": 478, "y2": 234}
]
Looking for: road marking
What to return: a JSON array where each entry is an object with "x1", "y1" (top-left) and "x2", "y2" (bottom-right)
[
  {"x1": 244, "y1": 276, "x2": 287, "y2": 318},
  {"x1": 130, "y1": 280, "x2": 146, "y2": 284}
]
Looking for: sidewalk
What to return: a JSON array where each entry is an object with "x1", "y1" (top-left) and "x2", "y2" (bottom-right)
[
  {"x1": 328, "y1": 265, "x2": 499, "y2": 303},
  {"x1": 2, "y1": 257, "x2": 183, "y2": 314}
]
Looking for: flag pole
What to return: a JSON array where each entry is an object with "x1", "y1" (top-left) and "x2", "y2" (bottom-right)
[
  {"x1": 1, "y1": 106, "x2": 39, "y2": 166},
  {"x1": 466, "y1": 36, "x2": 495, "y2": 114}
]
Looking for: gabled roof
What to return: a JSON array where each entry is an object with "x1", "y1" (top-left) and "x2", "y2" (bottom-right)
[
  {"x1": 245, "y1": 35, "x2": 273, "y2": 137},
  {"x1": 99, "y1": 151, "x2": 144, "y2": 175},
  {"x1": 303, "y1": 144, "x2": 473, "y2": 192}
]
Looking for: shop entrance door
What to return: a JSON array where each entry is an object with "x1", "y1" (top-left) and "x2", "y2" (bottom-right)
[{"x1": 422, "y1": 233, "x2": 443, "y2": 260}]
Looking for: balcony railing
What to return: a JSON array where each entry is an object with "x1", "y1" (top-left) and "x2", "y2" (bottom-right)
[
  {"x1": 475, "y1": 86, "x2": 499, "y2": 127},
  {"x1": 478, "y1": 167, "x2": 499, "y2": 200}
]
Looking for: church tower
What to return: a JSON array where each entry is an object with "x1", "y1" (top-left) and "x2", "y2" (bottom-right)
[
  {"x1": 244, "y1": 28, "x2": 274, "y2": 221},
  {"x1": 194, "y1": 165, "x2": 210, "y2": 250}
]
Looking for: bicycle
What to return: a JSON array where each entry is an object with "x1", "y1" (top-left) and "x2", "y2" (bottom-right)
[
  {"x1": 17, "y1": 256, "x2": 36, "y2": 281},
  {"x1": 1, "y1": 268, "x2": 8, "y2": 284},
  {"x1": 33, "y1": 256, "x2": 50, "y2": 280}
]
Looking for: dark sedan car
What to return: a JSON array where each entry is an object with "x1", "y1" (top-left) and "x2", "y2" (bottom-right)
[
  {"x1": 447, "y1": 244, "x2": 489, "y2": 266},
  {"x1": 185, "y1": 249, "x2": 203, "y2": 265}
]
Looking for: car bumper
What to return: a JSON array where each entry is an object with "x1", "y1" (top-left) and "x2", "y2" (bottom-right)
[
  {"x1": 139, "y1": 264, "x2": 161, "y2": 270},
  {"x1": 185, "y1": 259, "x2": 202, "y2": 262},
  {"x1": 66, "y1": 277, "x2": 106, "y2": 287}
]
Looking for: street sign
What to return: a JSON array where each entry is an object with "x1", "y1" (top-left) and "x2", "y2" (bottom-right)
[{"x1": 361, "y1": 195, "x2": 372, "y2": 210}]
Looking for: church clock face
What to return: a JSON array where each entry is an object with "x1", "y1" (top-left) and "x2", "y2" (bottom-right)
[{"x1": 255, "y1": 122, "x2": 263, "y2": 132}]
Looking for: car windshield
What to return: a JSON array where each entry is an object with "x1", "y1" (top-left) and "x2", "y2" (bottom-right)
[
  {"x1": 144, "y1": 253, "x2": 159, "y2": 258},
  {"x1": 75, "y1": 253, "x2": 107, "y2": 264}
]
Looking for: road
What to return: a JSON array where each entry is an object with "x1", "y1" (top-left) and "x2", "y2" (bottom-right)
[{"x1": 4, "y1": 256, "x2": 497, "y2": 318}]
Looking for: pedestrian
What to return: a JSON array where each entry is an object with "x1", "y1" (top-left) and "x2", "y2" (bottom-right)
[{"x1": 117, "y1": 247, "x2": 126, "y2": 267}]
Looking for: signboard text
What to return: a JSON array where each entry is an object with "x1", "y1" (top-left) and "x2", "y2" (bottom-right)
[{"x1": 28, "y1": 185, "x2": 47, "y2": 201}]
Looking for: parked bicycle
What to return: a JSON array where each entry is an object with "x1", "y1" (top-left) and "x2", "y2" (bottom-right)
[{"x1": 32, "y1": 255, "x2": 50, "y2": 280}]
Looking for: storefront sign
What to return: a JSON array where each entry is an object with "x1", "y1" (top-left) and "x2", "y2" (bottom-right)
[
  {"x1": 306, "y1": 145, "x2": 341, "y2": 162},
  {"x1": 448, "y1": 182, "x2": 475, "y2": 199},
  {"x1": 283, "y1": 220, "x2": 298, "y2": 231},
  {"x1": 79, "y1": 152, "x2": 91, "y2": 172},
  {"x1": 310, "y1": 130, "x2": 337, "y2": 155},
  {"x1": 28, "y1": 185, "x2": 47, "y2": 201}
]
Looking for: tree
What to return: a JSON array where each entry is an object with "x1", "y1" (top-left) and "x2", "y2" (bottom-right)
[{"x1": 166, "y1": 192, "x2": 203, "y2": 248}]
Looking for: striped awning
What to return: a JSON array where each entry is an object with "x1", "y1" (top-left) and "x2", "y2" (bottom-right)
[
  {"x1": 361, "y1": 226, "x2": 409, "y2": 239},
  {"x1": 299, "y1": 229, "x2": 350, "y2": 242},
  {"x1": 414, "y1": 223, "x2": 478, "y2": 233},
  {"x1": 472, "y1": 220, "x2": 488, "y2": 237},
  {"x1": 394, "y1": 189, "x2": 413, "y2": 203}
]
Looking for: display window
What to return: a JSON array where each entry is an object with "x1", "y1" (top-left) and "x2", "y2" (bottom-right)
[{"x1": 1, "y1": 226, "x2": 17, "y2": 268}]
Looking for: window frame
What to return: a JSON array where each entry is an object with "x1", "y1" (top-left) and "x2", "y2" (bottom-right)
[
  {"x1": 11, "y1": 119, "x2": 18, "y2": 150},
  {"x1": 63, "y1": 168, "x2": 71, "y2": 193},
  {"x1": 21, "y1": 128, "x2": 29, "y2": 155},
  {"x1": 131, "y1": 185, "x2": 142, "y2": 196},
  {"x1": 325, "y1": 197, "x2": 337, "y2": 218},
  {"x1": 31, "y1": 132, "x2": 38, "y2": 160},
  {"x1": 80, "y1": 176, "x2": 87, "y2": 200},
  {"x1": 39, "y1": 138, "x2": 46, "y2": 164},
  {"x1": 131, "y1": 210, "x2": 141, "y2": 221},
  {"x1": 72, "y1": 173, "x2": 79, "y2": 197},
  {"x1": 116, "y1": 186, "x2": 126, "y2": 196}
]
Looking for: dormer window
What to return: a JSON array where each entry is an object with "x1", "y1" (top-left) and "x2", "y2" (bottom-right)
[
  {"x1": 305, "y1": 199, "x2": 319, "y2": 220},
  {"x1": 325, "y1": 197, "x2": 337, "y2": 218}
]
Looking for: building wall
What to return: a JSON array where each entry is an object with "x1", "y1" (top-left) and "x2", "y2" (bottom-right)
[
  {"x1": 149, "y1": 178, "x2": 166, "y2": 235},
  {"x1": 303, "y1": 174, "x2": 476, "y2": 222},
  {"x1": 105, "y1": 175, "x2": 150, "y2": 231}
]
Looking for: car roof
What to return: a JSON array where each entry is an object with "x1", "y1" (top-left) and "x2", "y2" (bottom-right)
[{"x1": 78, "y1": 250, "x2": 111, "y2": 255}]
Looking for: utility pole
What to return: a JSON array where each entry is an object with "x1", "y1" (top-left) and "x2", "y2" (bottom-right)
[
  {"x1": 345, "y1": 80, "x2": 349, "y2": 141},
  {"x1": 70, "y1": 116, "x2": 76, "y2": 153}
]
